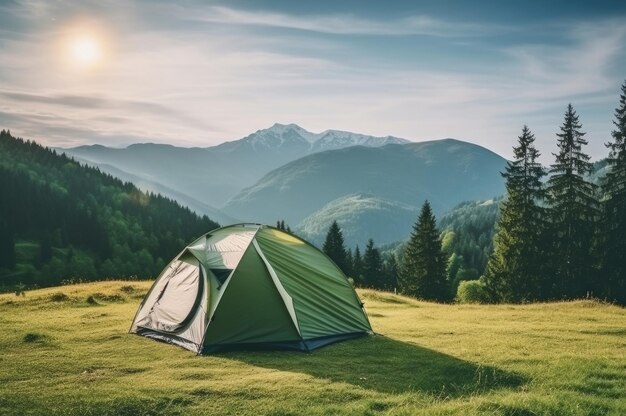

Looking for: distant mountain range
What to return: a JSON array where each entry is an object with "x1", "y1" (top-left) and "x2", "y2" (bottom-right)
[
  {"x1": 61, "y1": 123, "x2": 508, "y2": 247},
  {"x1": 62, "y1": 123, "x2": 408, "y2": 209},
  {"x1": 226, "y1": 138, "x2": 507, "y2": 229}
]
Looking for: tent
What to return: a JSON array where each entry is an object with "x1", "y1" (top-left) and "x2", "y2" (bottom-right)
[{"x1": 130, "y1": 224, "x2": 372, "y2": 353}]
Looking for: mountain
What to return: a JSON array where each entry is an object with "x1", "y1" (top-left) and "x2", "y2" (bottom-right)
[
  {"x1": 225, "y1": 139, "x2": 508, "y2": 228},
  {"x1": 0, "y1": 130, "x2": 219, "y2": 288},
  {"x1": 296, "y1": 194, "x2": 418, "y2": 248},
  {"x1": 61, "y1": 123, "x2": 409, "y2": 207}
]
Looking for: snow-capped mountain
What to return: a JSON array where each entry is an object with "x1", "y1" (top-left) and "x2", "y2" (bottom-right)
[
  {"x1": 214, "y1": 123, "x2": 409, "y2": 153},
  {"x1": 311, "y1": 129, "x2": 408, "y2": 151}
]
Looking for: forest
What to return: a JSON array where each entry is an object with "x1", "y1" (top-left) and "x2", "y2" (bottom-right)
[{"x1": 0, "y1": 130, "x2": 219, "y2": 288}]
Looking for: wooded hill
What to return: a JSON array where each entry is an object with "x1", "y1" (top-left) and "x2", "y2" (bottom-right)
[{"x1": 0, "y1": 130, "x2": 219, "y2": 288}]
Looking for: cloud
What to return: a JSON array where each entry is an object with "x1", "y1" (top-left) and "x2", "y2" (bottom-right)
[
  {"x1": 503, "y1": 19, "x2": 626, "y2": 102},
  {"x1": 0, "y1": 90, "x2": 212, "y2": 126},
  {"x1": 194, "y1": 6, "x2": 498, "y2": 38},
  {"x1": 0, "y1": 109, "x2": 158, "y2": 147}
]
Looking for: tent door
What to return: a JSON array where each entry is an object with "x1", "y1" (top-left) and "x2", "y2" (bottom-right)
[{"x1": 141, "y1": 259, "x2": 204, "y2": 334}]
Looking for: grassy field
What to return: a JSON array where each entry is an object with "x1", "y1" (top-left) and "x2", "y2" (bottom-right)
[{"x1": 0, "y1": 281, "x2": 624, "y2": 415}]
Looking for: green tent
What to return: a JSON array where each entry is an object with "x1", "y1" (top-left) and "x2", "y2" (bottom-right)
[{"x1": 130, "y1": 224, "x2": 372, "y2": 353}]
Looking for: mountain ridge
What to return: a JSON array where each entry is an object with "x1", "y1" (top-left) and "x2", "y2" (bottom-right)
[
  {"x1": 225, "y1": 138, "x2": 507, "y2": 229},
  {"x1": 60, "y1": 123, "x2": 412, "y2": 207}
]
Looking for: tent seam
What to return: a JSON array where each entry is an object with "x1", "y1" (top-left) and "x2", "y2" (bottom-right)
[
  {"x1": 252, "y1": 238, "x2": 304, "y2": 340},
  {"x1": 199, "y1": 225, "x2": 264, "y2": 351}
]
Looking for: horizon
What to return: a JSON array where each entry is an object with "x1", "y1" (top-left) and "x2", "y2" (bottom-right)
[
  {"x1": 49, "y1": 122, "x2": 506, "y2": 158},
  {"x1": 1, "y1": 1, "x2": 625, "y2": 162}
]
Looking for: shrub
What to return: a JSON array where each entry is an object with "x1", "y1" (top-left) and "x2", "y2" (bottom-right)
[
  {"x1": 23, "y1": 333, "x2": 50, "y2": 343},
  {"x1": 119, "y1": 285, "x2": 136, "y2": 294},
  {"x1": 49, "y1": 292, "x2": 70, "y2": 302},
  {"x1": 92, "y1": 292, "x2": 126, "y2": 303},
  {"x1": 456, "y1": 280, "x2": 489, "y2": 304},
  {"x1": 15, "y1": 282, "x2": 26, "y2": 297}
]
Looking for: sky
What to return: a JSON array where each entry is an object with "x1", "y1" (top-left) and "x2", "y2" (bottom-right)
[{"x1": 0, "y1": 0, "x2": 625, "y2": 161}]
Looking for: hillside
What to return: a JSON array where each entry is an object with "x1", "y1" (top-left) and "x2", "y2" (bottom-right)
[
  {"x1": 297, "y1": 194, "x2": 418, "y2": 247},
  {"x1": 439, "y1": 197, "x2": 503, "y2": 277},
  {"x1": 68, "y1": 157, "x2": 239, "y2": 225},
  {"x1": 1, "y1": 281, "x2": 624, "y2": 415},
  {"x1": 61, "y1": 123, "x2": 408, "y2": 207},
  {"x1": 0, "y1": 130, "x2": 219, "y2": 288},
  {"x1": 226, "y1": 139, "x2": 507, "y2": 226}
]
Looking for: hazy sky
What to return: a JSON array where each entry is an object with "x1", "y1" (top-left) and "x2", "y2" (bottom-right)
[{"x1": 1, "y1": 0, "x2": 625, "y2": 161}]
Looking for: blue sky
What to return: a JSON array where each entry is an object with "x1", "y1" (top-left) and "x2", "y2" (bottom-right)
[{"x1": 0, "y1": 0, "x2": 625, "y2": 161}]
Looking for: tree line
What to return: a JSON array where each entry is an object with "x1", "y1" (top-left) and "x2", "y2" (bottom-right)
[
  {"x1": 482, "y1": 84, "x2": 626, "y2": 304},
  {"x1": 322, "y1": 81, "x2": 626, "y2": 305}
]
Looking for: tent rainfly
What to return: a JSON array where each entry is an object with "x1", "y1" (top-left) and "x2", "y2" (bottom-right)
[{"x1": 130, "y1": 224, "x2": 372, "y2": 353}]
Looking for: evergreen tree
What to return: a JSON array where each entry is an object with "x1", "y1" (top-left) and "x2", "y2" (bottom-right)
[
  {"x1": 353, "y1": 245, "x2": 363, "y2": 285},
  {"x1": 275, "y1": 220, "x2": 292, "y2": 233},
  {"x1": 383, "y1": 253, "x2": 399, "y2": 291},
  {"x1": 345, "y1": 248, "x2": 354, "y2": 278},
  {"x1": 399, "y1": 201, "x2": 448, "y2": 301},
  {"x1": 483, "y1": 126, "x2": 547, "y2": 302},
  {"x1": 600, "y1": 81, "x2": 626, "y2": 304},
  {"x1": 362, "y1": 239, "x2": 384, "y2": 289},
  {"x1": 322, "y1": 221, "x2": 348, "y2": 274},
  {"x1": 546, "y1": 104, "x2": 598, "y2": 299}
]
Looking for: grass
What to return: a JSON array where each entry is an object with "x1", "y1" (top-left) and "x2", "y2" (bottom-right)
[{"x1": 0, "y1": 281, "x2": 624, "y2": 415}]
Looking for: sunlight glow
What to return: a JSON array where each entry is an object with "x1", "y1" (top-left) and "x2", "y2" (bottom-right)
[{"x1": 68, "y1": 35, "x2": 102, "y2": 68}]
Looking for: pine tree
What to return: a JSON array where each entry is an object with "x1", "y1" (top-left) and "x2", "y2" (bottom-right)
[
  {"x1": 483, "y1": 126, "x2": 547, "y2": 302},
  {"x1": 399, "y1": 201, "x2": 448, "y2": 301},
  {"x1": 383, "y1": 253, "x2": 399, "y2": 291},
  {"x1": 546, "y1": 104, "x2": 598, "y2": 299},
  {"x1": 322, "y1": 221, "x2": 348, "y2": 274},
  {"x1": 353, "y1": 245, "x2": 363, "y2": 285},
  {"x1": 600, "y1": 81, "x2": 626, "y2": 304},
  {"x1": 362, "y1": 239, "x2": 384, "y2": 289},
  {"x1": 275, "y1": 220, "x2": 292, "y2": 233},
  {"x1": 345, "y1": 248, "x2": 354, "y2": 278}
]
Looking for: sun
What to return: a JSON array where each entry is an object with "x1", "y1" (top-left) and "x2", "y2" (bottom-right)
[{"x1": 68, "y1": 35, "x2": 102, "y2": 68}]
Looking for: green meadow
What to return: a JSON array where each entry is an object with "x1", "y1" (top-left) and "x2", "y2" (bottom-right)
[{"x1": 0, "y1": 281, "x2": 624, "y2": 415}]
